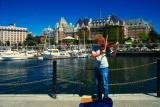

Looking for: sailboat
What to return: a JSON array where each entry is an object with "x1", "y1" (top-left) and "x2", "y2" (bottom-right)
[
  {"x1": 76, "y1": 31, "x2": 88, "y2": 58},
  {"x1": 42, "y1": 26, "x2": 71, "y2": 60}
]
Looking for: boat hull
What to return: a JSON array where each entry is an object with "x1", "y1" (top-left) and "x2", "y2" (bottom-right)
[{"x1": 0, "y1": 56, "x2": 28, "y2": 61}]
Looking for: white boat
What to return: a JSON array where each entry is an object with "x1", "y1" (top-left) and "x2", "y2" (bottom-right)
[
  {"x1": 43, "y1": 49, "x2": 70, "y2": 60},
  {"x1": 59, "y1": 50, "x2": 71, "y2": 59},
  {"x1": 76, "y1": 52, "x2": 88, "y2": 58},
  {"x1": 0, "y1": 55, "x2": 28, "y2": 61},
  {"x1": 72, "y1": 30, "x2": 88, "y2": 58},
  {"x1": 70, "y1": 49, "x2": 89, "y2": 58},
  {"x1": 0, "y1": 49, "x2": 36, "y2": 61}
]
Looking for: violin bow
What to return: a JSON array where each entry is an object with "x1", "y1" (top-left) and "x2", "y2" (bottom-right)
[{"x1": 104, "y1": 34, "x2": 108, "y2": 51}]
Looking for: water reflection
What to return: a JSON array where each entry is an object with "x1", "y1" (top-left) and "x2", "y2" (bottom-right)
[{"x1": 0, "y1": 56, "x2": 157, "y2": 94}]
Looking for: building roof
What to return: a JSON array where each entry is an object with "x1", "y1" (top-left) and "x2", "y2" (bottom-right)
[
  {"x1": 76, "y1": 18, "x2": 90, "y2": 27},
  {"x1": 0, "y1": 25, "x2": 27, "y2": 31},
  {"x1": 125, "y1": 18, "x2": 149, "y2": 27},
  {"x1": 91, "y1": 15, "x2": 123, "y2": 25},
  {"x1": 59, "y1": 17, "x2": 68, "y2": 26}
]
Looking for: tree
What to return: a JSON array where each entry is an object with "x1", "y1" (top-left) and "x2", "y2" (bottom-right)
[
  {"x1": 23, "y1": 34, "x2": 37, "y2": 46},
  {"x1": 148, "y1": 27, "x2": 159, "y2": 43},
  {"x1": 0, "y1": 41, "x2": 3, "y2": 46},
  {"x1": 50, "y1": 37, "x2": 55, "y2": 45},
  {"x1": 138, "y1": 32, "x2": 149, "y2": 42},
  {"x1": 124, "y1": 37, "x2": 132, "y2": 45},
  {"x1": 103, "y1": 24, "x2": 124, "y2": 43},
  {"x1": 77, "y1": 27, "x2": 90, "y2": 44},
  {"x1": 18, "y1": 42, "x2": 22, "y2": 46},
  {"x1": 6, "y1": 41, "x2": 10, "y2": 46}
]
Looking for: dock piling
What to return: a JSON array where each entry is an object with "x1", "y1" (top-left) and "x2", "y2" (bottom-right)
[
  {"x1": 52, "y1": 60, "x2": 57, "y2": 98},
  {"x1": 157, "y1": 59, "x2": 160, "y2": 97}
]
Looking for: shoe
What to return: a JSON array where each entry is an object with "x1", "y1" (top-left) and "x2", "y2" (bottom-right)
[
  {"x1": 92, "y1": 94, "x2": 98, "y2": 101},
  {"x1": 103, "y1": 97, "x2": 113, "y2": 106},
  {"x1": 92, "y1": 94, "x2": 102, "y2": 102}
]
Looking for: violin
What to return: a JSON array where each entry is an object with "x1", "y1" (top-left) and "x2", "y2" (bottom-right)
[{"x1": 100, "y1": 41, "x2": 119, "y2": 56}]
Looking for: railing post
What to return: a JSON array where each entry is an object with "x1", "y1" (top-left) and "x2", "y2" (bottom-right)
[
  {"x1": 157, "y1": 59, "x2": 160, "y2": 97},
  {"x1": 52, "y1": 60, "x2": 57, "y2": 98}
]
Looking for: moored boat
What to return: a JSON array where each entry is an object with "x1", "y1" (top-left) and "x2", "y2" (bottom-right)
[
  {"x1": 0, "y1": 49, "x2": 36, "y2": 61},
  {"x1": 43, "y1": 49, "x2": 71, "y2": 60}
]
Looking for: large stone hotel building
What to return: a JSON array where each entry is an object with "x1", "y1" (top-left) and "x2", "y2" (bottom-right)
[
  {"x1": 41, "y1": 16, "x2": 151, "y2": 44},
  {"x1": 75, "y1": 16, "x2": 151, "y2": 41},
  {"x1": 0, "y1": 24, "x2": 27, "y2": 45},
  {"x1": 124, "y1": 19, "x2": 151, "y2": 39}
]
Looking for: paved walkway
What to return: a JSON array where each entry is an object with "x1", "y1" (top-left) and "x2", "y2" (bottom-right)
[{"x1": 0, "y1": 94, "x2": 159, "y2": 107}]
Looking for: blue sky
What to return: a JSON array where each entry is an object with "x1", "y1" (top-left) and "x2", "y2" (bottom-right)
[{"x1": 0, "y1": 0, "x2": 159, "y2": 35}]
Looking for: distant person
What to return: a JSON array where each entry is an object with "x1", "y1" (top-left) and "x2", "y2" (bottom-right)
[{"x1": 91, "y1": 34, "x2": 119, "y2": 101}]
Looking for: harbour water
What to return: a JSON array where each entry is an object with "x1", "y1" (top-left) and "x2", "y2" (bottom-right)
[{"x1": 0, "y1": 56, "x2": 157, "y2": 95}]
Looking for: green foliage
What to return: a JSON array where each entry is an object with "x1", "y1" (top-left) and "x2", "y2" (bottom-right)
[
  {"x1": 123, "y1": 37, "x2": 132, "y2": 44},
  {"x1": 138, "y1": 43, "x2": 144, "y2": 47},
  {"x1": 132, "y1": 43, "x2": 136, "y2": 48},
  {"x1": 63, "y1": 39, "x2": 75, "y2": 43},
  {"x1": 138, "y1": 32, "x2": 149, "y2": 42},
  {"x1": 6, "y1": 41, "x2": 10, "y2": 46},
  {"x1": 23, "y1": 34, "x2": 37, "y2": 46},
  {"x1": 34, "y1": 37, "x2": 40, "y2": 44},
  {"x1": 103, "y1": 24, "x2": 124, "y2": 43},
  {"x1": 77, "y1": 27, "x2": 90, "y2": 44},
  {"x1": 148, "y1": 28, "x2": 159, "y2": 43}
]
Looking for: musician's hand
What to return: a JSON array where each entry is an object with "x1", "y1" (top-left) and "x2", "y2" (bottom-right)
[
  {"x1": 91, "y1": 53, "x2": 96, "y2": 58},
  {"x1": 101, "y1": 49, "x2": 106, "y2": 53},
  {"x1": 115, "y1": 42, "x2": 119, "y2": 47},
  {"x1": 116, "y1": 41, "x2": 119, "y2": 45}
]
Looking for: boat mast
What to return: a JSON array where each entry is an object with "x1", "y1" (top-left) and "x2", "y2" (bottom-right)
[
  {"x1": 84, "y1": 30, "x2": 86, "y2": 50},
  {"x1": 48, "y1": 25, "x2": 51, "y2": 49},
  {"x1": 44, "y1": 29, "x2": 47, "y2": 51}
]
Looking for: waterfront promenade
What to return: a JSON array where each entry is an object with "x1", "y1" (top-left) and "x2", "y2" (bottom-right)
[{"x1": 0, "y1": 94, "x2": 159, "y2": 107}]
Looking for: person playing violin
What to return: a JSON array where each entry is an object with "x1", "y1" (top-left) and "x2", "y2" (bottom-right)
[{"x1": 91, "y1": 34, "x2": 119, "y2": 101}]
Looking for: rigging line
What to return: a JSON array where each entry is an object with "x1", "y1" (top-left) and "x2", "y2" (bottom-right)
[
  {"x1": 0, "y1": 81, "x2": 18, "y2": 84},
  {"x1": 85, "y1": 77, "x2": 157, "y2": 87},
  {"x1": 58, "y1": 64, "x2": 89, "y2": 70},
  {"x1": 86, "y1": 61, "x2": 157, "y2": 71},
  {"x1": 109, "y1": 77, "x2": 157, "y2": 86},
  {"x1": 0, "y1": 78, "x2": 52, "y2": 86},
  {"x1": 0, "y1": 74, "x2": 52, "y2": 82},
  {"x1": 110, "y1": 61, "x2": 157, "y2": 71},
  {"x1": 22, "y1": 64, "x2": 52, "y2": 69},
  {"x1": 57, "y1": 78, "x2": 84, "y2": 85},
  {"x1": 0, "y1": 69, "x2": 53, "y2": 76}
]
